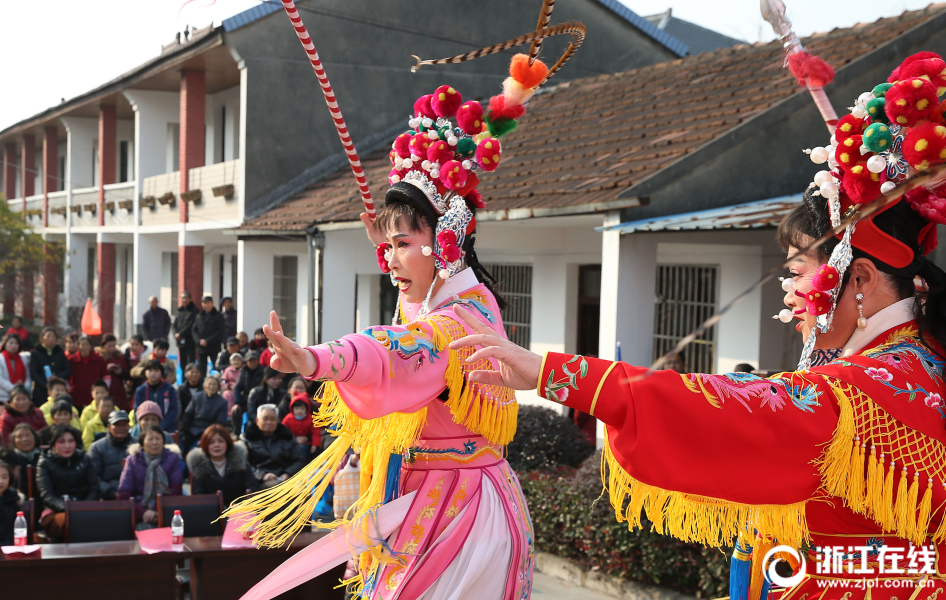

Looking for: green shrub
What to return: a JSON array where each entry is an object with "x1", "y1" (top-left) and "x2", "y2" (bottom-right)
[
  {"x1": 519, "y1": 451, "x2": 730, "y2": 598},
  {"x1": 506, "y1": 405, "x2": 594, "y2": 472}
]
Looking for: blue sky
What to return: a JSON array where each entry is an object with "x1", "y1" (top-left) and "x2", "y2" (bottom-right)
[{"x1": 0, "y1": 0, "x2": 935, "y2": 130}]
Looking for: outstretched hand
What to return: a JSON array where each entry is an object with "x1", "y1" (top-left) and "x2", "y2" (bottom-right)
[
  {"x1": 360, "y1": 212, "x2": 386, "y2": 247},
  {"x1": 448, "y1": 306, "x2": 543, "y2": 391},
  {"x1": 263, "y1": 311, "x2": 318, "y2": 377}
]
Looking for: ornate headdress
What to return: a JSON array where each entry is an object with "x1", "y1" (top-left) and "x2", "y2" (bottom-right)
[{"x1": 794, "y1": 51, "x2": 946, "y2": 368}]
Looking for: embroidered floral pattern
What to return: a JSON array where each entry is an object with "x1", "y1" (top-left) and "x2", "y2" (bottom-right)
[
  {"x1": 862, "y1": 326, "x2": 945, "y2": 385},
  {"x1": 314, "y1": 340, "x2": 346, "y2": 381},
  {"x1": 360, "y1": 323, "x2": 441, "y2": 376},
  {"x1": 866, "y1": 367, "x2": 893, "y2": 382},
  {"x1": 682, "y1": 372, "x2": 822, "y2": 413},
  {"x1": 925, "y1": 393, "x2": 943, "y2": 408},
  {"x1": 544, "y1": 355, "x2": 589, "y2": 404}
]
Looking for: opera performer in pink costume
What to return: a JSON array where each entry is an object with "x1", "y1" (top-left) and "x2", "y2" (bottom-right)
[{"x1": 222, "y1": 50, "x2": 582, "y2": 600}]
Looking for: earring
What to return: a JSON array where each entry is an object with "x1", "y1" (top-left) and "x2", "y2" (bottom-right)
[{"x1": 856, "y1": 293, "x2": 868, "y2": 330}]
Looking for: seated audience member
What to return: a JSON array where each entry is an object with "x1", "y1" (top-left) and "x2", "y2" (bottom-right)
[
  {"x1": 63, "y1": 332, "x2": 79, "y2": 357},
  {"x1": 6, "y1": 316, "x2": 31, "y2": 351},
  {"x1": 152, "y1": 339, "x2": 176, "y2": 385},
  {"x1": 230, "y1": 351, "x2": 264, "y2": 432},
  {"x1": 9, "y1": 424, "x2": 40, "y2": 494},
  {"x1": 98, "y1": 334, "x2": 130, "y2": 410},
  {"x1": 89, "y1": 410, "x2": 135, "y2": 500},
  {"x1": 259, "y1": 339, "x2": 274, "y2": 367},
  {"x1": 0, "y1": 333, "x2": 31, "y2": 404},
  {"x1": 123, "y1": 334, "x2": 147, "y2": 374},
  {"x1": 81, "y1": 395, "x2": 115, "y2": 448},
  {"x1": 118, "y1": 425, "x2": 182, "y2": 529},
  {"x1": 181, "y1": 376, "x2": 227, "y2": 451},
  {"x1": 176, "y1": 363, "x2": 203, "y2": 425},
  {"x1": 248, "y1": 328, "x2": 267, "y2": 352},
  {"x1": 215, "y1": 337, "x2": 242, "y2": 372},
  {"x1": 129, "y1": 401, "x2": 173, "y2": 445},
  {"x1": 0, "y1": 460, "x2": 25, "y2": 546},
  {"x1": 68, "y1": 336, "x2": 108, "y2": 409},
  {"x1": 36, "y1": 425, "x2": 100, "y2": 538},
  {"x1": 276, "y1": 377, "x2": 310, "y2": 420},
  {"x1": 79, "y1": 380, "x2": 110, "y2": 427},
  {"x1": 236, "y1": 331, "x2": 249, "y2": 356},
  {"x1": 186, "y1": 424, "x2": 257, "y2": 507},
  {"x1": 246, "y1": 368, "x2": 285, "y2": 423},
  {"x1": 221, "y1": 353, "x2": 243, "y2": 412},
  {"x1": 39, "y1": 377, "x2": 80, "y2": 428},
  {"x1": 281, "y1": 392, "x2": 320, "y2": 455},
  {"x1": 1, "y1": 385, "x2": 47, "y2": 445},
  {"x1": 39, "y1": 400, "x2": 83, "y2": 447},
  {"x1": 241, "y1": 404, "x2": 303, "y2": 488},
  {"x1": 134, "y1": 360, "x2": 178, "y2": 432}
]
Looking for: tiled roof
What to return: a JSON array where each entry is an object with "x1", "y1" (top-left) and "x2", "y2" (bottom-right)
[
  {"x1": 243, "y1": 6, "x2": 944, "y2": 233},
  {"x1": 644, "y1": 10, "x2": 743, "y2": 55},
  {"x1": 601, "y1": 195, "x2": 801, "y2": 233}
]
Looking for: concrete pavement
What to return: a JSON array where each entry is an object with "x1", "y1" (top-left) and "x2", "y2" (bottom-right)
[{"x1": 533, "y1": 572, "x2": 624, "y2": 600}]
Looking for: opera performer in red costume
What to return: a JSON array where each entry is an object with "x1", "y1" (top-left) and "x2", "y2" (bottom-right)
[{"x1": 452, "y1": 51, "x2": 946, "y2": 600}]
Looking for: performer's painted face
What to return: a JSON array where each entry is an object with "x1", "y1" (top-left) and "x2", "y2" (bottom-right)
[
  {"x1": 384, "y1": 217, "x2": 438, "y2": 304},
  {"x1": 785, "y1": 242, "x2": 821, "y2": 339}
]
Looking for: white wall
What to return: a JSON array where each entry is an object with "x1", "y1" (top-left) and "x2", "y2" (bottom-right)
[
  {"x1": 122, "y1": 90, "x2": 180, "y2": 180},
  {"x1": 206, "y1": 85, "x2": 241, "y2": 165},
  {"x1": 238, "y1": 239, "x2": 312, "y2": 346},
  {"x1": 61, "y1": 116, "x2": 97, "y2": 190},
  {"x1": 135, "y1": 233, "x2": 178, "y2": 329}
]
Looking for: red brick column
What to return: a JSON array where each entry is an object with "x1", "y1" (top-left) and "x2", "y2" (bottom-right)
[
  {"x1": 43, "y1": 126, "x2": 58, "y2": 227},
  {"x1": 97, "y1": 242, "x2": 116, "y2": 334},
  {"x1": 3, "y1": 143, "x2": 16, "y2": 202},
  {"x1": 179, "y1": 245, "x2": 204, "y2": 305},
  {"x1": 1, "y1": 278, "x2": 13, "y2": 318},
  {"x1": 43, "y1": 243, "x2": 58, "y2": 326},
  {"x1": 20, "y1": 272, "x2": 34, "y2": 321},
  {"x1": 179, "y1": 70, "x2": 205, "y2": 224},
  {"x1": 21, "y1": 134, "x2": 35, "y2": 215},
  {"x1": 98, "y1": 105, "x2": 116, "y2": 227}
]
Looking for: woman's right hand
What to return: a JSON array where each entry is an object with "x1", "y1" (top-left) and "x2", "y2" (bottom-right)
[
  {"x1": 448, "y1": 306, "x2": 543, "y2": 390},
  {"x1": 360, "y1": 212, "x2": 386, "y2": 247},
  {"x1": 143, "y1": 509, "x2": 158, "y2": 525}
]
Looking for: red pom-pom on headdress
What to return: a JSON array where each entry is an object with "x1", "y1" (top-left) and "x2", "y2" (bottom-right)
[
  {"x1": 431, "y1": 85, "x2": 463, "y2": 119},
  {"x1": 902, "y1": 121, "x2": 946, "y2": 171},
  {"x1": 786, "y1": 51, "x2": 835, "y2": 88},
  {"x1": 426, "y1": 140, "x2": 454, "y2": 166},
  {"x1": 475, "y1": 138, "x2": 502, "y2": 172},
  {"x1": 456, "y1": 101, "x2": 485, "y2": 135},
  {"x1": 487, "y1": 95, "x2": 526, "y2": 122},
  {"x1": 905, "y1": 186, "x2": 946, "y2": 225},
  {"x1": 835, "y1": 135, "x2": 863, "y2": 171},
  {"x1": 811, "y1": 264, "x2": 839, "y2": 292},
  {"x1": 465, "y1": 188, "x2": 485, "y2": 209},
  {"x1": 409, "y1": 132, "x2": 432, "y2": 159},
  {"x1": 376, "y1": 243, "x2": 391, "y2": 273},
  {"x1": 393, "y1": 132, "x2": 413, "y2": 159},
  {"x1": 414, "y1": 94, "x2": 435, "y2": 119},
  {"x1": 835, "y1": 114, "x2": 866, "y2": 142},
  {"x1": 440, "y1": 160, "x2": 468, "y2": 190},
  {"x1": 885, "y1": 78, "x2": 938, "y2": 127},
  {"x1": 805, "y1": 290, "x2": 833, "y2": 316},
  {"x1": 509, "y1": 54, "x2": 549, "y2": 89},
  {"x1": 890, "y1": 52, "x2": 946, "y2": 92},
  {"x1": 841, "y1": 162, "x2": 883, "y2": 204},
  {"x1": 437, "y1": 230, "x2": 462, "y2": 263}
]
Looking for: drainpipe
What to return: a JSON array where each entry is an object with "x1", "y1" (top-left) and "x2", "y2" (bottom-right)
[{"x1": 306, "y1": 226, "x2": 325, "y2": 345}]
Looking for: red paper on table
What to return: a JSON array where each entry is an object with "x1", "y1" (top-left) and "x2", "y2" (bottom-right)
[
  {"x1": 1, "y1": 544, "x2": 41, "y2": 558},
  {"x1": 135, "y1": 527, "x2": 184, "y2": 554},
  {"x1": 221, "y1": 514, "x2": 257, "y2": 549},
  {"x1": 80, "y1": 298, "x2": 102, "y2": 336}
]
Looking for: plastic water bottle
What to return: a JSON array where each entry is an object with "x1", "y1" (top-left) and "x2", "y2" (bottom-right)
[
  {"x1": 13, "y1": 512, "x2": 27, "y2": 546},
  {"x1": 43, "y1": 365, "x2": 52, "y2": 380},
  {"x1": 171, "y1": 510, "x2": 184, "y2": 547}
]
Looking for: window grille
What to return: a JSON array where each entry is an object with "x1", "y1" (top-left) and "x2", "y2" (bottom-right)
[
  {"x1": 482, "y1": 263, "x2": 532, "y2": 348},
  {"x1": 653, "y1": 264, "x2": 718, "y2": 374},
  {"x1": 273, "y1": 256, "x2": 298, "y2": 340}
]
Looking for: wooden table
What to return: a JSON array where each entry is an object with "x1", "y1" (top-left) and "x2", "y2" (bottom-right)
[
  {"x1": 185, "y1": 531, "x2": 347, "y2": 600},
  {"x1": 0, "y1": 540, "x2": 182, "y2": 600}
]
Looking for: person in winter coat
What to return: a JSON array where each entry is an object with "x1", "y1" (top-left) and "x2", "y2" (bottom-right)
[
  {"x1": 79, "y1": 380, "x2": 111, "y2": 427},
  {"x1": 180, "y1": 376, "x2": 227, "y2": 452},
  {"x1": 117, "y1": 425, "x2": 182, "y2": 528},
  {"x1": 6, "y1": 316, "x2": 31, "y2": 352},
  {"x1": 0, "y1": 333, "x2": 31, "y2": 404},
  {"x1": 230, "y1": 352, "x2": 264, "y2": 432},
  {"x1": 129, "y1": 402, "x2": 172, "y2": 445},
  {"x1": 37, "y1": 378, "x2": 80, "y2": 429},
  {"x1": 9, "y1": 424, "x2": 40, "y2": 496},
  {"x1": 186, "y1": 424, "x2": 257, "y2": 507},
  {"x1": 36, "y1": 425, "x2": 100, "y2": 538},
  {"x1": 240, "y1": 404, "x2": 303, "y2": 488},
  {"x1": 88, "y1": 410, "x2": 135, "y2": 500},
  {"x1": 214, "y1": 337, "x2": 242, "y2": 372},
  {"x1": 0, "y1": 385, "x2": 47, "y2": 445},
  {"x1": 275, "y1": 377, "x2": 309, "y2": 421},
  {"x1": 123, "y1": 335, "x2": 147, "y2": 379},
  {"x1": 133, "y1": 360, "x2": 179, "y2": 432},
  {"x1": 192, "y1": 296, "x2": 224, "y2": 378},
  {"x1": 280, "y1": 392, "x2": 320, "y2": 455},
  {"x1": 176, "y1": 363, "x2": 203, "y2": 428},
  {"x1": 248, "y1": 328, "x2": 267, "y2": 352},
  {"x1": 0, "y1": 460, "x2": 25, "y2": 546},
  {"x1": 220, "y1": 353, "x2": 243, "y2": 412},
  {"x1": 245, "y1": 368, "x2": 285, "y2": 424},
  {"x1": 81, "y1": 395, "x2": 114, "y2": 448},
  {"x1": 29, "y1": 327, "x2": 71, "y2": 406},
  {"x1": 97, "y1": 334, "x2": 130, "y2": 410},
  {"x1": 68, "y1": 337, "x2": 109, "y2": 409},
  {"x1": 220, "y1": 297, "x2": 237, "y2": 340},
  {"x1": 173, "y1": 291, "x2": 200, "y2": 373},
  {"x1": 143, "y1": 296, "x2": 171, "y2": 342}
]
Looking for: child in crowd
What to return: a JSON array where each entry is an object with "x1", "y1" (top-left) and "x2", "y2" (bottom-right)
[
  {"x1": 79, "y1": 380, "x2": 110, "y2": 427},
  {"x1": 81, "y1": 395, "x2": 114, "y2": 448},
  {"x1": 280, "y1": 392, "x2": 320, "y2": 455},
  {"x1": 7, "y1": 316, "x2": 30, "y2": 351},
  {"x1": 152, "y1": 339, "x2": 176, "y2": 384},
  {"x1": 221, "y1": 353, "x2": 243, "y2": 413},
  {"x1": 39, "y1": 401, "x2": 82, "y2": 448},
  {"x1": 39, "y1": 378, "x2": 81, "y2": 429},
  {"x1": 0, "y1": 460, "x2": 25, "y2": 546}
]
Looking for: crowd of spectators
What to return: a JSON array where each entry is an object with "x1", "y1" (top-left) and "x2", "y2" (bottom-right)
[{"x1": 0, "y1": 290, "x2": 327, "y2": 541}]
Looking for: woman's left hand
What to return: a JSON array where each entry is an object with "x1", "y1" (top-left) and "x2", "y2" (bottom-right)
[
  {"x1": 263, "y1": 311, "x2": 318, "y2": 377},
  {"x1": 448, "y1": 306, "x2": 543, "y2": 391}
]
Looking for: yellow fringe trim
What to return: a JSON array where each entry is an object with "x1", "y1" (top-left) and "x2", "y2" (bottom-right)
[
  {"x1": 748, "y1": 533, "x2": 774, "y2": 600},
  {"x1": 600, "y1": 431, "x2": 809, "y2": 548},
  {"x1": 917, "y1": 478, "x2": 933, "y2": 537},
  {"x1": 881, "y1": 458, "x2": 896, "y2": 531}
]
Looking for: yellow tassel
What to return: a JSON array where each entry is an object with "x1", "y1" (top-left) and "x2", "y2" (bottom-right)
[
  {"x1": 749, "y1": 535, "x2": 774, "y2": 600},
  {"x1": 916, "y1": 477, "x2": 933, "y2": 545},
  {"x1": 933, "y1": 481, "x2": 946, "y2": 543},
  {"x1": 848, "y1": 438, "x2": 866, "y2": 512},
  {"x1": 894, "y1": 467, "x2": 912, "y2": 538},
  {"x1": 880, "y1": 458, "x2": 897, "y2": 531},
  {"x1": 865, "y1": 445, "x2": 881, "y2": 520},
  {"x1": 904, "y1": 471, "x2": 920, "y2": 542},
  {"x1": 600, "y1": 431, "x2": 808, "y2": 548},
  {"x1": 816, "y1": 381, "x2": 855, "y2": 497}
]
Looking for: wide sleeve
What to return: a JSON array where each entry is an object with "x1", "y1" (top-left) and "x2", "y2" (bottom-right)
[
  {"x1": 538, "y1": 352, "x2": 841, "y2": 547},
  {"x1": 303, "y1": 319, "x2": 452, "y2": 419}
]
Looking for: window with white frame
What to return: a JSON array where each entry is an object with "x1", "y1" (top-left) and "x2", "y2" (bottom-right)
[
  {"x1": 653, "y1": 264, "x2": 718, "y2": 374},
  {"x1": 273, "y1": 256, "x2": 298, "y2": 340},
  {"x1": 482, "y1": 263, "x2": 532, "y2": 348}
]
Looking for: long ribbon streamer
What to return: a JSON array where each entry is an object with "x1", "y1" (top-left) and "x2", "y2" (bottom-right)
[{"x1": 279, "y1": 0, "x2": 375, "y2": 219}]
